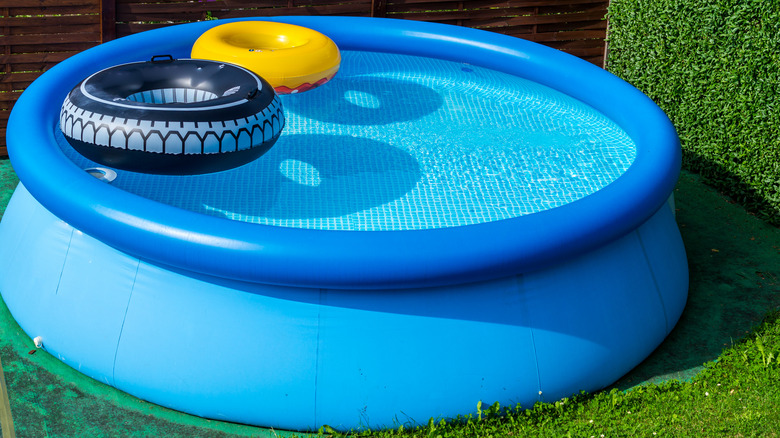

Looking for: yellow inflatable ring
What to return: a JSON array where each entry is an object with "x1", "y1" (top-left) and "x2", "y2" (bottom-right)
[{"x1": 192, "y1": 21, "x2": 340, "y2": 94}]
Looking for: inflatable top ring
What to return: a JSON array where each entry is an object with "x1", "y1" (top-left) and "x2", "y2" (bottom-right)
[{"x1": 191, "y1": 21, "x2": 341, "y2": 94}]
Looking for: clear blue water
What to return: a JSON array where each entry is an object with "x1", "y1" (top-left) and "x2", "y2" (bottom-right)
[{"x1": 58, "y1": 50, "x2": 637, "y2": 231}]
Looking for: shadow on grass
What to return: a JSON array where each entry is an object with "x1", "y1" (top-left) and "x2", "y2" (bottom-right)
[
  {"x1": 614, "y1": 170, "x2": 780, "y2": 389},
  {"x1": 682, "y1": 150, "x2": 780, "y2": 227}
]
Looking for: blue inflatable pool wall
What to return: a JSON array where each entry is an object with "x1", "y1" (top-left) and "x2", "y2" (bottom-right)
[{"x1": 0, "y1": 16, "x2": 688, "y2": 431}]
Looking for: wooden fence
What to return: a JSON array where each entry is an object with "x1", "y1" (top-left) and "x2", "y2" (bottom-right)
[{"x1": 0, "y1": 0, "x2": 610, "y2": 157}]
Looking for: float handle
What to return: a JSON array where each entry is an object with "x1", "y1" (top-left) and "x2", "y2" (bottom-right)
[{"x1": 150, "y1": 54, "x2": 175, "y2": 63}]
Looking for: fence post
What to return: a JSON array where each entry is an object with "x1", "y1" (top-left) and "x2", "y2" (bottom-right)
[
  {"x1": 2, "y1": 5, "x2": 10, "y2": 88},
  {"x1": 101, "y1": 0, "x2": 117, "y2": 42},
  {"x1": 602, "y1": 0, "x2": 611, "y2": 68},
  {"x1": 371, "y1": 0, "x2": 386, "y2": 18}
]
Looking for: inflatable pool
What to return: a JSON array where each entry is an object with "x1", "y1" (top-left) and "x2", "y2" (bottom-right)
[{"x1": 0, "y1": 16, "x2": 687, "y2": 431}]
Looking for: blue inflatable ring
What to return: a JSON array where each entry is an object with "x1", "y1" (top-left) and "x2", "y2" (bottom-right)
[{"x1": 9, "y1": 17, "x2": 682, "y2": 288}]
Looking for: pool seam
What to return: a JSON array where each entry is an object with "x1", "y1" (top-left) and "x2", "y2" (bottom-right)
[
  {"x1": 313, "y1": 288, "x2": 323, "y2": 428},
  {"x1": 528, "y1": 327, "x2": 543, "y2": 404},
  {"x1": 53, "y1": 229, "x2": 75, "y2": 296},
  {"x1": 635, "y1": 229, "x2": 670, "y2": 334},
  {"x1": 111, "y1": 259, "x2": 142, "y2": 387},
  {"x1": 513, "y1": 274, "x2": 543, "y2": 404}
]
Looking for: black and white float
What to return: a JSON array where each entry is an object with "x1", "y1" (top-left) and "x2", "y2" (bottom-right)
[{"x1": 59, "y1": 56, "x2": 285, "y2": 174}]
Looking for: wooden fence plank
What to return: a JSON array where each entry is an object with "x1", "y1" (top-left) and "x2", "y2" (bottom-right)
[
  {"x1": 0, "y1": 52, "x2": 77, "y2": 65},
  {"x1": 117, "y1": 0, "x2": 369, "y2": 15},
  {"x1": 537, "y1": 16, "x2": 606, "y2": 33},
  {"x1": 0, "y1": 91, "x2": 23, "y2": 103},
  {"x1": 213, "y1": 4, "x2": 371, "y2": 17},
  {"x1": 0, "y1": 15, "x2": 99, "y2": 27},
  {"x1": 386, "y1": 8, "x2": 536, "y2": 21},
  {"x1": 3, "y1": 0, "x2": 95, "y2": 7},
  {"x1": 5, "y1": 23, "x2": 101, "y2": 36},
  {"x1": 117, "y1": 4, "x2": 371, "y2": 22},
  {"x1": 6, "y1": 42, "x2": 100, "y2": 55},
  {"x1": 6, "y1": 4, "x2": 100, "y2": 16},
  {"x1": 387, "y1": 0, "x2": 600, "y2": 9},
  {"x1": 1, "y1": 33, "x2": 101, "y2": 46},
  {"x1": 531, "y1": 29, "x2": 607, "y2": 42},
  {"x1": 538, "y1": 3, "x2": 606, "y2": 15},
  {"x1": 0, "y1": 72, "x2": 42, "y2": 85}
]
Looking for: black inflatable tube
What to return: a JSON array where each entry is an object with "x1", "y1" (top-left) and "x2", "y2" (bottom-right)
[{"x1": 60, "y1": 58, "x2": 284, "y2": 174}]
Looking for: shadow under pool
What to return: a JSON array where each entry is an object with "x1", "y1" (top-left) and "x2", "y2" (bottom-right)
[{"x1": 613, "y1": 170, "x2": 780, "y2": 389}]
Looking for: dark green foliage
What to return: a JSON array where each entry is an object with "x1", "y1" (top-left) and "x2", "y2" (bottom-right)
[{"x1": 606, "y1": 0, "x2": 780, "y2": 225}]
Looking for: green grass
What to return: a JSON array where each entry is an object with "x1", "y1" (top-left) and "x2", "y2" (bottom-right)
[{"x1": 332, "y1": 312, "x2": 780, "y2": 437}]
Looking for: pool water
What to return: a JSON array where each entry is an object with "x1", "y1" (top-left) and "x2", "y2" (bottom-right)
[{"x1": 57, "y1": 50, "x2": 636, "y2": 231}]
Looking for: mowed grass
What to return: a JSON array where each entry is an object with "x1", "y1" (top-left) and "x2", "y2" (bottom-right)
[{"x1": 333, "y1": 313, "x2": 780, "y2": 437}]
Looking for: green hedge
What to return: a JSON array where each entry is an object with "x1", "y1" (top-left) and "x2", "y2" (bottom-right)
[{"x1": 606, "y1": 0, "x2": 780, "y2": 225}]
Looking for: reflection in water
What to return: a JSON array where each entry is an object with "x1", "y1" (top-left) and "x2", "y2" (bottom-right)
[
  {"x1": 283, "y1": 76, "x2": 444, "y2": 125},
  {"x1": 254, "y1": 134, "x2": 421, "y2": 221},
  {"x1": 279, "y1": 159, "x2": 321, "y2": 187},
  {"x1": 112, "y1": 134, "x2": 421, "y2": 227}
]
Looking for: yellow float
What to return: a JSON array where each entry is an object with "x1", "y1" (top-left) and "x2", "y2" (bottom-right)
[{"x1": 192, "y1": 21, "x2": 340, "y2": 94}]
